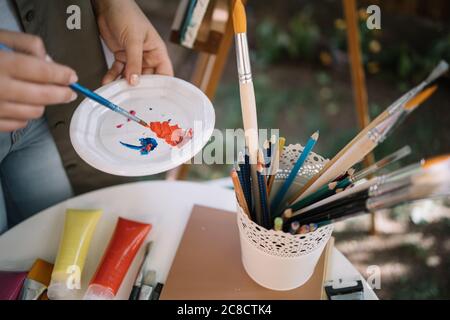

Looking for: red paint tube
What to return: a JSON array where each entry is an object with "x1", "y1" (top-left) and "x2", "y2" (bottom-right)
[{"x1": 84, "y1": 217, "x2": 151, "y2": 300}]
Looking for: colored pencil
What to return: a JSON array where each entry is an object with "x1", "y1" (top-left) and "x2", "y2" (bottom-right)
[
  {"x1": 231, "y1": 169, "x2": 251, "y2": 218},
  {"x1": 267, "y1": 136, "x2": 284, "y2": 194},
  {"x1": 257, "y1": 163, "x2": 271, "y2": 228},
  {"x1": 289, "y1": 221, "x2": 300, "y2": 234},
  {"x1": 243, "y1": 150, "x2": 253, "y2": 212},
  {"x1": 238, "y1": 152, "x2": 252, "y2": 215},
  {"x1": 274, "y1": 217, "x2": 283, "y2": 231},
  {"x1": 287, "y1": 178, "x2": 450, "y2": 229},
  {"x1": 289, "y1": 145, "x2": 411, "y2": 211},
  {"x1": 292, "y1": 111, "x2": 402, "y2": 202},
  {"x1": 289, "y1": 159, "x2": 424, "y2": 218},
  {"x1": 285, "y1": 155, "x2": 450, "y2": 229},
  {"x1": 271, "y1": 131, "x2": 319, "y2": 214}
]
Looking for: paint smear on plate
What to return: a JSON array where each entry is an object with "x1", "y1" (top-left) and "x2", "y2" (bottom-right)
[
  {"x1": 116, "y1": 110, "x2": 136, "y2": 128},
  {"x1": 120, "y1": 137, "x2": 158, "y2": 155},
  {"x1": 149, "y1": 120, "x2": 193, "y2": 147}
]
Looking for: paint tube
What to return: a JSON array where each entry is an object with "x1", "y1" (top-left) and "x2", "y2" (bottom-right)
[
  {"x1": 47, "y1": 209, "x2": 102, "y2": 300},
  {"x1": 84, "y1": 217, "x2": 152, "y2": 300},
  {"x1": 0, "y1": 271, "x2": 27, "y2": 300}
]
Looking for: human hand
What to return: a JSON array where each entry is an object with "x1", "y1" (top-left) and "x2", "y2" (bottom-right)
[
  {"x1": 93, "y1": 0, "x2": 174, "y2": 86},
  {"x1": 0, "y1": 30, "x2": 78, "y2": 132}
]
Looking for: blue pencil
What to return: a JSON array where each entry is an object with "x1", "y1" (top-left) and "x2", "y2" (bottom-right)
[
  {"x1": 236, "y1": 161, "x2": 252, "y2": 219},
  {"x1": 270, "y1": 131, "x2": 319, "y2": 215},
  {"x1": 243, "y1": 149, "x2": 253, "y2": 212},
  {"x1": 257, "y1": 164, "x2": 271, "y2": 229}
]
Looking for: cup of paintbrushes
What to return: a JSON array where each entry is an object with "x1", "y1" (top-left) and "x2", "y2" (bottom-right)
[{"x1": 234, "y1": 143, "x2": 334, "y2": 290}]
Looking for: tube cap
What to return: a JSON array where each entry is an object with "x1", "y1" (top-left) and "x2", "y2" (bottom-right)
[
  {"x1": 84, "y1": 284, "x2": 115, "y2": 300},
  {"x1": 47, "y1": 280, "x2": 79, "y2": 300}
]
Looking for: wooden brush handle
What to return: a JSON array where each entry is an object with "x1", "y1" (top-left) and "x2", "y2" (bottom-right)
[
  {"x1": 239, "y1": 82, "x2": 259, "y2": 162},
  {"x1": 238, "y1": 81, "x2": 262, "y2": 224},
  {"x1": 295, "y1": 136, "x2": 376, "y2": 202}
]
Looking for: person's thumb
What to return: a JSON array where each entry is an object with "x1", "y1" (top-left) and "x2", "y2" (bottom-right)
[{"x1": 124, "y1": 37, "x2": 143, "y2": 86}]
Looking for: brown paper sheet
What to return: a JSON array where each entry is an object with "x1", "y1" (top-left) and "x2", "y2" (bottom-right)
[{"x1": 161, "y1": 205, "x2": 328, "y2": 300}]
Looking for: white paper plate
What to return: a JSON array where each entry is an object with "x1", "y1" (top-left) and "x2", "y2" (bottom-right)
[{"x1": 70, "y1": 75, "x2": 215, "y2": 176}]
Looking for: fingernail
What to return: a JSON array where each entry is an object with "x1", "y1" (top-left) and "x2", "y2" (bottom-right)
[
  {"x1": 69, "y1": 92, "x2": 77, "y2": 102},
  {"x1": 130, "y1": 74, "x2": 140, "y2": 86},
  {"x1": 45, "y1": 54, "x2": 53, "y2": 62},
  {"x1": 69, "y1": 73, "x2": 78, "y2": 84}
]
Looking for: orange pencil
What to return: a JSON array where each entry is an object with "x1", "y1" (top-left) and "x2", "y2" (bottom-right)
[{"x1": 231, "y1": 169, "x2": 251, "y2": 218}]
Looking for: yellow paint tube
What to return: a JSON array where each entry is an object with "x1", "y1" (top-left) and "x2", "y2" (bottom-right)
[{"x1": 47, "y1": 209, "x2": 102, "y2": 300}]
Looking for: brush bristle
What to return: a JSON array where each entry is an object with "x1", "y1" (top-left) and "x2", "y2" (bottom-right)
[
  {"x1": 404, "y1": 85, "x2": 437, "y2": 111},
  {"x1": 28, "y1": 259, "x2": 53, "y2": 285},
  {"x1": 232, "y1": 0, "x2": 247, "y2": 34},
  {"x1": 423, "y1": 154, "x2": 450, "y2": 169},
  {"x1": 144, "y1": 241, "x2": 153, "y2": 255}
]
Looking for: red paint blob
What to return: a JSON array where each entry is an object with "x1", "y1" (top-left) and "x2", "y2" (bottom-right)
[
  {"x1": 116, "y1": 110, "x2": 137, "y2": 126},
  {"x1": 86, "y1": 218, "x2": 151, "y2": 298},
  {"x1": 149, "y1": 121, "x2": 193, "y2": 147}
]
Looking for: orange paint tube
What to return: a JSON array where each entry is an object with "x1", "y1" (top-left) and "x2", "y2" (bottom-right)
[{"x1": 84, "y1": 217, "x2": 151, "y2": 300}]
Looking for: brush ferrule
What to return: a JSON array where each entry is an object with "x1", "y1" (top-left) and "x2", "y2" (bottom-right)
[
  {"x1": 369, "y1": 110, "x2": 402, "y2": 143},
  {"x1": 235, "y1": 33, "x2": 252, "y2": 83},
  {"x1": 367, "y1": 186, "x2": 411, "y2": 211},
  {"x1": 367, "y1": 127, "x2": 381, "y2": 143},
  {"x1": 369, "y1": 176, "x2": 410, "y2": 197}
]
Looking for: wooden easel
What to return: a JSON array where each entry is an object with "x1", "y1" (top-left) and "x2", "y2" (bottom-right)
[
  {"x1": 166, "y1": 0, "x2": 236, "y2": 180},
  {"x1": 343, "y1": 0, "x2": 377, "y2": 234}
]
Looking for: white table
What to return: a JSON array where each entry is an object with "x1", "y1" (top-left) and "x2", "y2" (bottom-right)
[{"x1": 0, "y1": 181, "x2": 377, "y2": 300}]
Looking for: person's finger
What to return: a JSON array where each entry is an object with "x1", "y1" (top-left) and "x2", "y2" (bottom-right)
[
  {"x1": 102, "y1": 60, "x2": 125, "y2": 85},
  {"x1": 142, "y1": 67, "x2": 155, "y2": 75},
  {"x1": 154, "y1": 58, "x2": 174, "y2": 76},
  {"x1": 142, "y1": 50, "x2": 174, "y2": 76},
  {"x1": 124, "y1": 37, "x2": 143, "y2": 86},
  {"x1": 0, "y1": 102, "x2": 45, "y2": 120},
  {"x1": 0, "y1": 30, "x2": 46, "y2": 59},
  {"x1": 2, "y1": 78, "x2": 77, "y2": 105},
  {"x1": 114, "y1": 51, "x2": 127, "y2": 63},
  {"x1": 0, "y1": 119, "x2": 28, "y2": 132},
  {"x1": 0, "y1": 51, "x2": 78, "y2": 85}
]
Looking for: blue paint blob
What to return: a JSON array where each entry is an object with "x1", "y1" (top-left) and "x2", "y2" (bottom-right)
[{"x1": 120, "y1": 137, "x2": 158, "y2": 155}]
